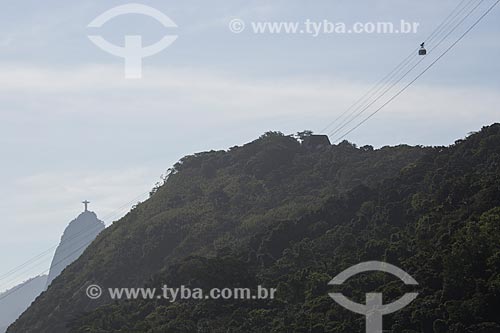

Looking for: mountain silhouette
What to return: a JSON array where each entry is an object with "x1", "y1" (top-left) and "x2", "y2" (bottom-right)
[
  {"x1": 46, "y1": 210, "x2": 105, "y2": 288},
  {"x1": 0, "y1": 208, "x2": 104, "y2": 332},
  {"x1": 0, "y1": 275, "x2": 47, "y2": 333},
  {"x1": 8, "y1": 125, "x2": 500, "y2": 332}
]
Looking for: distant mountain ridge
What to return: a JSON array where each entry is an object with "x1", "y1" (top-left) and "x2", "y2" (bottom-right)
[
  {"x1": 0, "y1": 210, "x2": 105, "y2": 333},
  {"x1": 0, "y1": 275, "x2": 47, "y2": 333}
]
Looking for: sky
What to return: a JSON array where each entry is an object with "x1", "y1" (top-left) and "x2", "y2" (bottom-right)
[{"x1": 0, "y1": 0, "x2": 499, "y2": 292}]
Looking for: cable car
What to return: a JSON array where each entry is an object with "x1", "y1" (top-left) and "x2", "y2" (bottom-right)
[{"x1": 419, "y1": 42, "x2": 427, "y2": 55}]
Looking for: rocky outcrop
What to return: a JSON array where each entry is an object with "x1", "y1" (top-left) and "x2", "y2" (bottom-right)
[{"x1": 46, "y1": 211, "x2": 105, "y2": 288}]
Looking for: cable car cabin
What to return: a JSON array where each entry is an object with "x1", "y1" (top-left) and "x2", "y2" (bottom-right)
[{"x1": 419, "y1": 42, "x2": 427, "y2": 55}]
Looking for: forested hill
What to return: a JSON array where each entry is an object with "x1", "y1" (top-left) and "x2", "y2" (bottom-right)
[{"x1": 9, "y1": 124, "x2": 500, "y2": 332}]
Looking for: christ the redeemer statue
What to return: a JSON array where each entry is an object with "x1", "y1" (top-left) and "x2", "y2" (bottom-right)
[{"x1": 82, "y1": 200, "x2": 90, "y2": 212}]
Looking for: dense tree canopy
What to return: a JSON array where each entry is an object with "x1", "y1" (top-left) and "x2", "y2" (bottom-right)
[{"x1": 9, "y1": 124, "x2": 500, "y2": 333}]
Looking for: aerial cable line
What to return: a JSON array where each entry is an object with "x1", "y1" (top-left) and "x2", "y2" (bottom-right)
[
  {"x1": 2, "y1": 0, "x2": 497, "y2": 307},
  {"x1": 0, "y1": 191, "x2": 149, "y2": 281},
  {"x1": 330, "y1": 0, "x2": 490, "y2": 140},
  {"x1": 327, "y1": 0, "x2": 483, "y2": 138},
  {"x1": 0, "y1": 191, "x2": 149, "y2": 291},
  {"x1": 326, "y1": 53, "x2": 422, "y2": 136},
  {"x1": 0, "y1": 234, "x2": 95, "y2": 291},
  {"x1": 0, "y1": 205, "x2": 126, "y2": 282},
  {"x1": 0, "y1": 191, "x2": 150, "y2": 284},
  {"x1": 3, "y1": 0, "x2": 485, "y2": 284},
  {"x1": 1, "y1": 219, "x2": 114, "y2": 288},
  {"x1": 328, "y1": 0, "x2": 487, "y2": 139},
  {"x1": 328, "y1": 56, "x2": 426, "y2": 138},
  {"x1": 320, "y1": 0, "x2": 474, "y2": 134},
  {"x1": 0, "y1": 224, "x2": 102, "y2": 283},
  {"x1": 318, "y1": 49, "x2": 417, "y2": 133},
  {"x1": 332, "y1": 0, "x2": 500, "y2": 142},
  {"x1": 426, "y1": 0, "x2": 479, "y2": 44},
  {"x1": 0, "y1": 187, "x2": 158, "y2": 297},
  {"x1": 0, "y1": 247, "x2": 56, "y2": 281},
  {"x1": 320, "y1": 0, "x2": 479, "y2": 134},
  {"x1": 0, "y1": 238, "x2": 99, "y2": 301}
]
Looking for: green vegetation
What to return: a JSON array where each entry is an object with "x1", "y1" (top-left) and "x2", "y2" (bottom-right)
[{"x1": 8, "y1": 125, "x2": 500, "y2": 333}]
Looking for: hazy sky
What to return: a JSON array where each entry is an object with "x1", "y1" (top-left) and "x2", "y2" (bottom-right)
[{"x1": 0, "y1": 0, "x2": 499, "y2": 291}]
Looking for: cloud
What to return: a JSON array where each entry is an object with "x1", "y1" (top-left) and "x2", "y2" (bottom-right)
[
  {"x1": 0, "y1": 62, "x2": 498, "y2": 292},
  {"x1": 0, "y1": 62, "x2": 498, "y2": 131},
  {"x1": 0, "y1": 36, "x2": 14, "y2": 48},
  {"x1": 0, "y1": 166, "x2": 156, "y2": 291},
  {"x1": 1, "y1": 0, "x2": 499, "y2": 294},
  {"x1": 16, "y1": 167, "x2": 154, "y2": 220}
]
